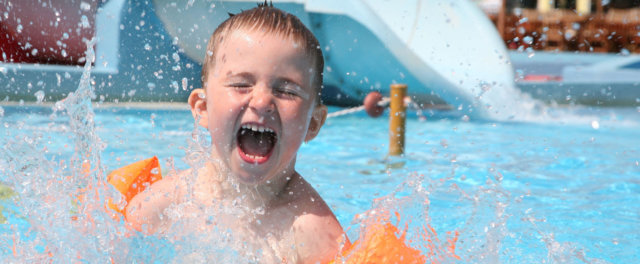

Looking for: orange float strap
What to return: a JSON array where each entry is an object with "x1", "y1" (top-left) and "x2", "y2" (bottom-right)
[{"x1": 106, "y1": 156, "x2": 162, "y2": 215}]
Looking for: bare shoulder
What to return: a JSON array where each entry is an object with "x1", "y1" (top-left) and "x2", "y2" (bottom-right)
[
  {"x1": 287, "y1": 175, "x2": 347, "y2": 263},
  {"x1": 125, "y1": 169, "x2": 190, "y2": 233}
]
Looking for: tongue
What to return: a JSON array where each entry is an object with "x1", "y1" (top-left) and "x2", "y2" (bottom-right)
[{"x1": 238, "y1": 130, "x2": 275, "y2": 157}]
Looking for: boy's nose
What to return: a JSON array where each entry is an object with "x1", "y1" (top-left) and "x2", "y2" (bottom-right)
[{"x1": 248, "y1": 85, "x2": 275, "y2": 115}]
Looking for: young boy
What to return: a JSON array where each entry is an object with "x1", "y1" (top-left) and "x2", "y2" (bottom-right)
[{"x1": 126, "y1": 3, "x2": 348, "y2": 263}]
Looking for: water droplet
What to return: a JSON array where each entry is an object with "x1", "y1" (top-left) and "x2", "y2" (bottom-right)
[
  {"x1": 81, "y1": 15, "x2": 90, "y2": 28},
  {"x1": 16, "y1": 24, "x2": 23, "y2": 33},
  {"x1": 80, "y1": 1, "x2": 91, "y2": 11},
  {"x1": 147, "y1": 82, "x2": 156, "y2": 90},
  {"x1": 31, "y1": 49, "x2": 38, "y2": 56},
  {"x1": 54, "y1": 100, "x2": 65, "y2": 111},
  {"x1": 127, "y1": 89, "x2": 136, "y2": 97},
  {"x1": 150, "y1": 167, "x2": 160, "y2": 174},
  {"x1": 34, "y1": 90, "x2": 45, "y2": 103},
  {"x1": 171, "y1": 81, "x2": 179, "y2": 93},
  {"x1": 61, "y1": 50, "x2": 68, "y2": 57},
  {"x1": 172, "y1": 52, "x2": 180, "y2": 62},
  {"x1": 181, "y1": 77, "x2": 188, "y2": 91},
  {"x1": 0, "y1": 106, "x2": 4, "y2": 117},
  {"x1": 620, "y1": 48, "x2": 630, "y2": 56},
  {"x1": 591, "y1": 120, "x2": 600, "y2": 130},
  {"x1": 144, "y1": 43, "x2": 152, "y2": 51},
  {"x1": 63, "y1": 32, "x2": 69, "y2": 39}
]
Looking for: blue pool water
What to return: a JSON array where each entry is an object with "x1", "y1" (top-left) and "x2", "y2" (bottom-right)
[{"x1": 1, "y1": 102, "x2": 638, "y2": 263}]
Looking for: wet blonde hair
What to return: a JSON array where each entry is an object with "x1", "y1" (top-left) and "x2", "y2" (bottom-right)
[{"x1": 201, "y1": 3, "x2": 324, "y2": 103}]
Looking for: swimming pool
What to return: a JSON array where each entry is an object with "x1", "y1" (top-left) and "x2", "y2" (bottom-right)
[{"x1": 1, "y1": 100, "x2": 638, "y2": 262}]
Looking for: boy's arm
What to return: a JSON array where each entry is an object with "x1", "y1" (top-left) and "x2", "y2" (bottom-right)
[
  {"x1": 287, "y1": 177, "x2": 349, "y2": 264},
  {"x1": 125, "y1": 172, "x2": 184, "y2": 234},
  {"x1": 293, "y1": 209, "x2": 347, "y2": 264}
]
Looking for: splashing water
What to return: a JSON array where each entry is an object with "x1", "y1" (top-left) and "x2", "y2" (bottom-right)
[{"x1": 0, "y1": 39, "x2": 133, "y2": 263}]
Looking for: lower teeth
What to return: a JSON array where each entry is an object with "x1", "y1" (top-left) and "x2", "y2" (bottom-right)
[{"x1": 246, "y1": 154, "x2": 264, "y2": 160}]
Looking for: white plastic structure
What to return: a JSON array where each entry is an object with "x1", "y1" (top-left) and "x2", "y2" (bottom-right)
[{"x1": 154, "y1": 0, "x2": 528, "y2": 119}]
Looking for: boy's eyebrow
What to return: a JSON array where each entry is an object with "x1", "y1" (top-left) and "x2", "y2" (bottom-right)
[{"x1": 225, "y1": 71, "x2": 255, "y2": 81}]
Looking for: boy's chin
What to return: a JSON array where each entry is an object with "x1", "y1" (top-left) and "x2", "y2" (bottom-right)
[{"x1": 231, "y1": 170, "x2": 270, "y2": 186}]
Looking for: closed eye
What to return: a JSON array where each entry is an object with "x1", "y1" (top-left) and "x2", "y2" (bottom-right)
[
  {"x1": 225, "y1": 83, "x2": 251, "y2": 94},
  {"x1": 228, "y1": 82, "x2": 251, "y2": 88},
  {"x1": 273, "y1": 80, "x2": 303, "y2": 99},
  {"x1": 224, "y1": 72, "x2": 255, "y2": 92}
]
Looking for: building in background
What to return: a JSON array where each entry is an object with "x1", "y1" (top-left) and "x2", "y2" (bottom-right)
[{"x1": 475, "y1": 0, "x2": 640, "y2": 53}]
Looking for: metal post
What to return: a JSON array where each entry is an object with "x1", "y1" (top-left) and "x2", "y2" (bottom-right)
[{"x1": 389, "y1": 84, "x2": 407, "y2": 156}]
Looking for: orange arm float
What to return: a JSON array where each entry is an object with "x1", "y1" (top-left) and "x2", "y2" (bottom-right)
[
  {"x1": 329, "y1": 222, "x2": 425, "y2": 264},
  {"x1": 107, "y1": 156, "x2": 162, "y2": 215}
]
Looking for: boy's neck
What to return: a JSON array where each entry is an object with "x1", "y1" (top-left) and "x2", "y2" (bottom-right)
[
  {"x1": 236, "y1": 170, "x2": 294, "y2": 209},
  {"x1": 201, "y1": 151, "x2": 297, "y2": 209}
]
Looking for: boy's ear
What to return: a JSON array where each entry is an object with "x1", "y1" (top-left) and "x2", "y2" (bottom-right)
[
  {"x1": 188, "y1": 88, "x2": 208, "y2": 128},
  {"x1": 305, "y1": 104, "x2": 327, "y2": 142}
]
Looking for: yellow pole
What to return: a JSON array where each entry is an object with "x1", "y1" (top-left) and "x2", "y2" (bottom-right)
[
  {"x1": 389, "y1": 84, "x2": 407, "y2": 156},
  {"x1": 537, "y1": 0, "x2": 553, "y2": 14},
  {"x1": 576, "y1": 0, "x2": 591, "y2": 15}
]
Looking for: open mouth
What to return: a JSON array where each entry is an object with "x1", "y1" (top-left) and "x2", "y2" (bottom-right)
[{"x1": 237, "y1": 123, "x2": 277, "y2": 164}]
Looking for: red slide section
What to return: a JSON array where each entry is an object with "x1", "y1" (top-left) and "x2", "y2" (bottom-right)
[{"x1": 0, "y1": 1, "x2": 97, "y2": 65}]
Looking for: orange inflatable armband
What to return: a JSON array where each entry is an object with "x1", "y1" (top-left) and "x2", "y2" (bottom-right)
[
  {"x1": 107, "y1": 156, "x2": 162, "y2": 215},
  {"x1": 330, "y1": 222, "x2": 425, "y2": 264}
]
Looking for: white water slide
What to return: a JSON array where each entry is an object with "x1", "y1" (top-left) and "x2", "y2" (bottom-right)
[{"x1": 154, "y1": 0, "x2": 526, "y2": 119}]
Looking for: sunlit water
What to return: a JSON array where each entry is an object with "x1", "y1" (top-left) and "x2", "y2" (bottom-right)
[{"x1": 1, "y1": 95, "x2": 639, "y2": 262}]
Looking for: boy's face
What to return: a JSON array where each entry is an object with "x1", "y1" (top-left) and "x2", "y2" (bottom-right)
[{"x1": 190, "y1": 28, "x2": 326, "y2": 185}]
